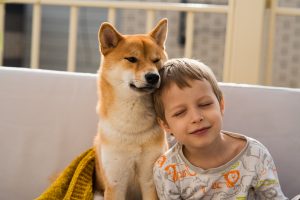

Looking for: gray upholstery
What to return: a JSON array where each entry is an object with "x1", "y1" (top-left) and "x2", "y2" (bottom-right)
[{"x1": 0, "y1": 67, "x2": 299, "y2": 199}]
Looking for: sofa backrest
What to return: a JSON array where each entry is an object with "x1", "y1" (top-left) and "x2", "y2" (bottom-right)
[
  {"x1": 0, "y1": 67, "x2": 299, "y2": 199},
  {"x1": 0, "y1": 67, "x2": 98, "y2": 199},
  {"x1": 220, "y1": 83, "x2": 300, "y2": 198}
]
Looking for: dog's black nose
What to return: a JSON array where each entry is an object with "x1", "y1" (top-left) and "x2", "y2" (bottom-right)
[{"x1": 145, "y1": 73, "x2": 160, "y2": 85}]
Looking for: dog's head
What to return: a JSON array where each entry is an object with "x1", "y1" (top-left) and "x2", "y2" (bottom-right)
[{"x1": 98, "y1": 19, "x2": 168, "y2": 96}]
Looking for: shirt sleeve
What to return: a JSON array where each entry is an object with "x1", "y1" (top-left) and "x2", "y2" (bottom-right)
[
  {"x1": 153, "y1": 160, "x2": 182, "y2": 200},
  {"x1": 254, "y1": 145, "x2": 288, "y2": 200}
]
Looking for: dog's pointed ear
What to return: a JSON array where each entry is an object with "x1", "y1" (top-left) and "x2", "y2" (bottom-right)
[
  {"x1": 149, "y1": 18, "x2": 168, "y2": 49},
  {"x1": 98, "y1": 23, "x2": 123, "y2": 55}
]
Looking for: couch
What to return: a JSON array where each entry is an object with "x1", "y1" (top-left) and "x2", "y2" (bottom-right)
[{"x1": 0, "y1": 67, "x2": 299, "y2": 199}]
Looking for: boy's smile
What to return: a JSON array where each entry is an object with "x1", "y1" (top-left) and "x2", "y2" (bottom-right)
[
  {"x1": 159, "y1": 79, "x2": 224, "y2": 153},
  {"x1": 189, "y1": 126, "x2": 211, "y2": 136}
]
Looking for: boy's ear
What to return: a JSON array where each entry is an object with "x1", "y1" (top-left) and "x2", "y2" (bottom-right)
[
  {"x1": 157, "y1": 117, "x2": 171, "y2": 133},
  {"x1": 148, "y1": 18, "x2": 168, "y2": 49},
  {"x1": 98, "y1": 22, "x2": 123, "y2": 55}
]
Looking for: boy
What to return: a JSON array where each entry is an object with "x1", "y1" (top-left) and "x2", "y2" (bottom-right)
[{"x1": 152, "y1": 58, "x2": 287, "y2": 199}]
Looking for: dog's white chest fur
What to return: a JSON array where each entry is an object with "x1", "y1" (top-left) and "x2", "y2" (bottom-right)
[
  {"x1": 96, "y1": 96, "x2": 163, "y2": 198},
  {"x1": 100, "y1": 97, "x2": 158, "y2": 139}
]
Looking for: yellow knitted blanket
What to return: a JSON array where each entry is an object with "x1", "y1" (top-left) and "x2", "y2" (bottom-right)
[{"x1": 36, "y1": 148, "x2": 95, "y2": 200}]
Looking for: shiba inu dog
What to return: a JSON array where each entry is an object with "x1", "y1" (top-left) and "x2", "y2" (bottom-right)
[{"x1": 94, "y1": 19, "x2": 168, "y2": 200}]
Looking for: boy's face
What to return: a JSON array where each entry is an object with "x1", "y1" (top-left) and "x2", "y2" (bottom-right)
[{"x1": 159, "y1": 79, "x2": 224, "y2": 151}]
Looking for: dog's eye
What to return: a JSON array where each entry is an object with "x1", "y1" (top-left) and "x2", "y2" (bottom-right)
[
  {"x1": 153, "y1": 59, "x2": 160, "y2": 63},
  {"x1": 125, "y1": 57, "x2": 138, "y2": 63}
]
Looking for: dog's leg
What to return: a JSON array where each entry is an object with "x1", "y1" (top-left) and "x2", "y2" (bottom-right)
[
  {"x1": 101, "y1": 146, "x2": 136, "y2": 200},
  {"x1": 102, "y1": 163, "x2": 130, "y2": 200},
  {"x1": 103, "y1": 185, "x2": 126, "y2": 200},
  {"x1": 137, "y1": 146, "x2": 162, "y2": 200}
]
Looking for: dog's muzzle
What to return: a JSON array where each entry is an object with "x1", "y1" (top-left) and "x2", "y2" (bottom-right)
[{"x1": 129, "y1": 73, "x2": 160, "y2": 93}]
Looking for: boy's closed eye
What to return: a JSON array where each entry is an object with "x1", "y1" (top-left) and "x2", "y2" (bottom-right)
[
  {"x1": 172, "y1": 109, "x2": 186, "y2": 117},
  {"x1": 171, "y1": 102, "x2": 213, "y2": 117},
  {"x1": 198, "y1": 102, "x2": 213, "y2": 107}
]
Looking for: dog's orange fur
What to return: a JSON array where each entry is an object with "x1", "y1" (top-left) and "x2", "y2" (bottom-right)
[{"x1": 94, "y1": 19, "x2": 168, "y2": 200}]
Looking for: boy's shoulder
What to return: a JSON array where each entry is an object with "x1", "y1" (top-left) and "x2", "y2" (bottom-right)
[
  {"x1": 154, "y1": 142, "x2": 184, "y2": 170},
  {"x1": 223, "y1": 131, "x2": 270, "y2": 152},
  {"x1": 153, "y1": 143, "x2": 197, "y2": 184},
  {"x1": 223, "y1": 131, "x2": 273, "y2": 162}
]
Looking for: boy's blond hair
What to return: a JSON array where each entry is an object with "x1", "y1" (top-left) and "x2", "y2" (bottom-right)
[{"x1": 153, "y1": 58, "x2": 223, "y2": 123}]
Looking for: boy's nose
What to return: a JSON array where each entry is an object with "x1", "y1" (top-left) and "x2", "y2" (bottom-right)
[{"x1": 191, "y1": 109, "x2": 204, "y2": 123}]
